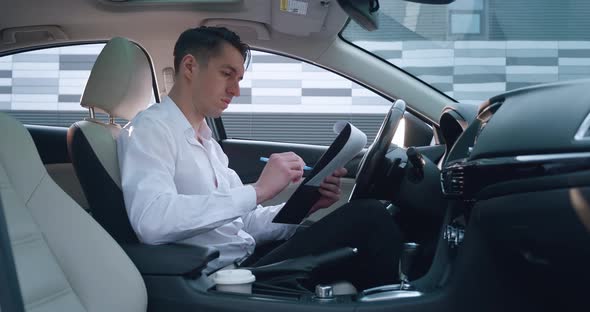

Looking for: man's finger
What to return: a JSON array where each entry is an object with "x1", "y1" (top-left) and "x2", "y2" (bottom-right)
[
  {"x1": 287, "y1": 162, "x2": 306, "y2": 171},
  {"x1": 318, "y1": 188, "x2": 340, "y2": 200},
  {"x1": 275, "y1": 152, "x2": 307, "y2": 171},
  {"x1": 288, "y1": 168, "x2": 303, "y2": 182},
  {"x1": 284, "y1": 156, "x2": 304, "y2": 163},
  {"x1": 279, "y1": 152, "x2": 304, "y2": 163},
  {"x1": 336, "y1": 167, "x2": 348, "y2": 177},
  {"x1": 324, "y1": 174, "x2": 340, "y2": 184},
  {"x1": 331, "y1": 167, "x2": 347, "y2": 177},
  {"x1": 320, "y1": 182, "x2": 341, "y2": 194},
  {"x1": 280, "y1": 155, "x2": 305, "y2": 170},
  {"x1": 325, "y1": 173, "x2": 344, "y2": 186}
]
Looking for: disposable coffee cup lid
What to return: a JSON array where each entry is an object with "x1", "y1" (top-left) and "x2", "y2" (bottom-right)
[{"x1": 213, "y1": 269, "x2": 256, "y2": 285}]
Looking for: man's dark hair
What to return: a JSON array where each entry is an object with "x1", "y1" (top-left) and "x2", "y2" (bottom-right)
[{"x1": 173, "y1": 26, "x2": 250, "y2": 73}]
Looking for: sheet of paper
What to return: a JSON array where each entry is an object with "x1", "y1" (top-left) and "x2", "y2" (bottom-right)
[
  {"x1": 272, "y1": 121, "x2": 367, "y2": 224},
  {"x1": 305, "y1": 121, "x2": 367, "y2": 187}
]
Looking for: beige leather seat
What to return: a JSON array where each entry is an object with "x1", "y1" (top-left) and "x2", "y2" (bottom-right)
[
  {"x1": 67, "y1": 37, "x2": 153, "y2": 243},
  {"x1": 0, "y1": 111, "x2": 147, "y2": 311}
]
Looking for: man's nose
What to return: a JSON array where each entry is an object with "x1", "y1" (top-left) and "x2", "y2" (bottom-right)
[{"x1": 227, "y1": 81, "x2": 240, "y2": 97}]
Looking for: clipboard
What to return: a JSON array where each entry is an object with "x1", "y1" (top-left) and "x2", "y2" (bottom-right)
[{"x1": 272, "y1": 121, "x2": 367, "y2": 224}]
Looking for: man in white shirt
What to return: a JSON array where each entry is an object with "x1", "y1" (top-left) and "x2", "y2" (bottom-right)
[{"x1": 118, "y1": 27, "x2": 403, "y2": 290}]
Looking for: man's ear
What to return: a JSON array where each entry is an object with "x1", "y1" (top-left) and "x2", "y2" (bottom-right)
[{"x1": 181, "y1": 54, "x2": 198, "y2": 81}]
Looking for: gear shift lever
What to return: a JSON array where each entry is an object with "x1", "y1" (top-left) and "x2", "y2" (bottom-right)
[
  {"x1": 359, "y1": 242, "x2": 423, "y2": 302},
  {"x1": 399, "y1": 242, "x2": 420, "y2": 289}
]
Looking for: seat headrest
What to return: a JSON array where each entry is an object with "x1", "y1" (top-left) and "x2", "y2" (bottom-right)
[{"x1": 80, "y1": 37, "x2": 153, "y2": 120}]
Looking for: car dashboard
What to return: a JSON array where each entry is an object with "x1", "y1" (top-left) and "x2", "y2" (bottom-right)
[
  {"x1": 434, "y1": 80, "x2": 590, "y2": 299},
  {"x1": 441, "y1": 79, "x2": 590, "y2": 201}
]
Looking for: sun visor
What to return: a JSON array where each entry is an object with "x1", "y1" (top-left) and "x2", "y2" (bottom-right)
[{"x1": 270, "y1": 0, "x2": 331, "y2": 36}]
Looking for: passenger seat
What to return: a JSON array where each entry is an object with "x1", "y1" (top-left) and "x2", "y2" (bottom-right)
[
  {"x1": 67, "y1": 37, "x2": 152, "y2": 244},
  {"x1": 0, "y1": 112, "x2": 147, "y2": 311}
]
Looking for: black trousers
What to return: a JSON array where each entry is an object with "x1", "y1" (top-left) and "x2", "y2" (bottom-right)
[{"x1": 246, "y1": 199, "x2": 404, "y2": 291}]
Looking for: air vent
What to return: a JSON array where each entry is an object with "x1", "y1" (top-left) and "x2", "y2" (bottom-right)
[
  {"x1": 441, "y1": 165, "x2": 465, "y2": 197},
  {"x1": 574, "y1": 111, "x2": 590, "y2": 141}
]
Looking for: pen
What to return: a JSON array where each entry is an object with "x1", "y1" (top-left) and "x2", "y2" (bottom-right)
[{"x1": 259, "y1": 157, "x2": 313, "y2": 171}]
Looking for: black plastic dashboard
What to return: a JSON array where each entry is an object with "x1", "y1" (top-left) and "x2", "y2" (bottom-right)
[
  {"x1": 437, "y1": 80, "x2": 590, "y2": 296},
  {"x1": 440, "y1": 80, "x2": 590, "y2": 200}
]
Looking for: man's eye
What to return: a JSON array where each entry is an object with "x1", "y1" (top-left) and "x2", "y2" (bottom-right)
[{"x1": 222, "y1": 71, "x2": 231, "y2": 77}]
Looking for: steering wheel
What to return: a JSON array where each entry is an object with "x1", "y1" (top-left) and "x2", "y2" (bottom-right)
[{"x1": 350, "y1": 99, "x2": 406, "y2": 200}]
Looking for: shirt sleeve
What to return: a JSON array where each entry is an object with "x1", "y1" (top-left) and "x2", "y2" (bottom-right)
[
  {"x1": 241, "y1": 203, "x2": 299, "y2": 244},
  {"x1": 117, "y1": 117, "x2": 257, "y2": 245},
  {"x1": 220, "y1": 157, "x2": 298, "y2": 244}
]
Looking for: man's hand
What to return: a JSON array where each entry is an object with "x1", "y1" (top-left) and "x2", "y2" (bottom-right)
[
  {"x1": 307, "y1": 167, "x2": 348, "y2": 217},
  {"x1": 254, "y1": 152, "x2": 306, "y2": 204}
]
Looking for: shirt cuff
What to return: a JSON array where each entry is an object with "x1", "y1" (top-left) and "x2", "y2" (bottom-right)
[
  {"x1": 232, "y1": 184, "x2": 257, "y2": 214},
  {"x1": 282, "y1": 223, "x2": 299, "y2": 240}
]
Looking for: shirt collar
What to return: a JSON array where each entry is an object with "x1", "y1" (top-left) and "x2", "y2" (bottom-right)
[{"x1": 162, "y1": 96, "x2": 212, "y2": 141}]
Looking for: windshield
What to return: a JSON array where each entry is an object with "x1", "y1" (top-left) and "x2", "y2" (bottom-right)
[{"x1": 341, "y1": 0, "x2": 590, "y2": 104}]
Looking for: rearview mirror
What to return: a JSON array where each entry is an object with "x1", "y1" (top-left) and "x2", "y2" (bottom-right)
[
  {"x1": 337, "y1": 0, "x2": 380, "y2": 31},
  {"x1": 337, "y1": 0, "x2": 455, "y2": 31}
]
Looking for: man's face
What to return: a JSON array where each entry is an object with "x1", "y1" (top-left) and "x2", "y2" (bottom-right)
[{"x1": 190, "y1": 43, "x2": 245, "y2": 118}]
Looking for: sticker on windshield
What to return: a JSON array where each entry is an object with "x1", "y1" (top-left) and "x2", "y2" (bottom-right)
[{"x1": 280, "y1": 0, "x2": 308, "y2": 15}]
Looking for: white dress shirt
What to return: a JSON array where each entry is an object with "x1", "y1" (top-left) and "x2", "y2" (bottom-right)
[{"x1": 117, "y1": 96, "x2": 297, "y2": 272}]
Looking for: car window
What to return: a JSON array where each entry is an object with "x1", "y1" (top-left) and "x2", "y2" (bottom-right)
[
  {"x1": 341, "y1": 0, "x2": 590, "y2": 104},
  {"x1": 223, "y1": 50, "x2": 406, "y2": 147},
  {"x1": 0, "y1": 43, "x2": 156, "y2": 126}
]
